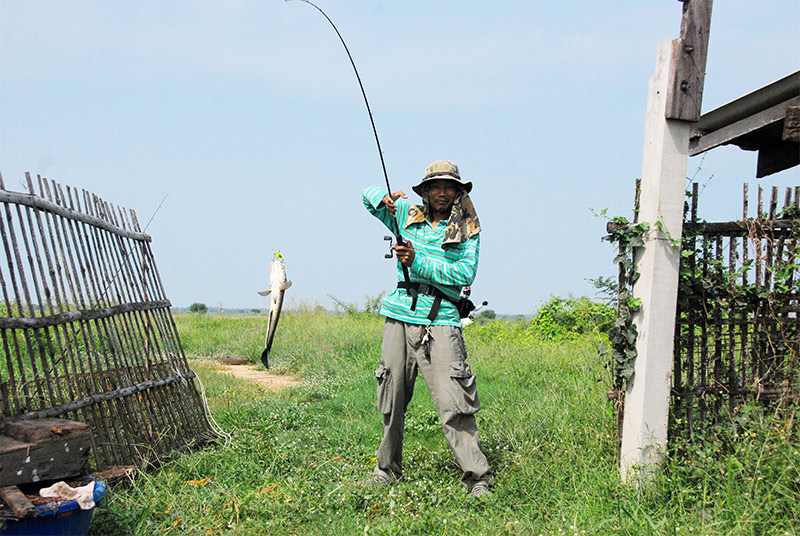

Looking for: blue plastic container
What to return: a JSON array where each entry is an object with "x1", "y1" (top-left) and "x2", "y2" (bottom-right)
[{"x1": 0, "y1": 480, "x2": 106, "y2": 536}]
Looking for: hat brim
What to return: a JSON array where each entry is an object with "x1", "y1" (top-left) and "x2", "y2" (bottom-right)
[{"x1": 412, "y1": 175, "x2": 473, "y2": 196}]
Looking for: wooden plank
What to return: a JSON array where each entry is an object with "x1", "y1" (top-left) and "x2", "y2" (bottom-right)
[
  {"x1": 666, "y1": 0, "x2": 713, "y2": 121},
  {"x1": 4, "y1": 418, "x2": 89, "y2": 443},
  {"x1": 0, "y1": 485, "x2": 34, "y2": 518},
  {"x1": 0, "y1": 419, "x2": 92, "y2": 486},
  {"x1": 689, "y1": 96, "x2": 800, "y2": 155}
]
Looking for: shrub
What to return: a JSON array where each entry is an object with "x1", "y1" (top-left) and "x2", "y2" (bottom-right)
[{"x1": 530, "y1": 295, "x2": 614, "y2": 340}]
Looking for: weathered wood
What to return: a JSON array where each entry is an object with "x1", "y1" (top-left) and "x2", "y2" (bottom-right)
[
  {"x1": 670, "y1": 183, "x2": 799, "y2": 439},
  {"x1": 784, "y1": 106, "x2": 800, "y2": 142},
  {"x1": 0, "y1": 419, "x2": 92, "y2": 486},
  {"x1": 1, "y1": 175, "x2": 214, "y2": 473},
  {"x1": 0, "y1": 190, "x2": 151, "y2": 242},
  {"x1": 689, "y1": 96, "x2": 800, "y2": 156},
  {"x1": 609, "y1": 218, "x2": 796, "y2": 236},
  {"x1": 666, "y1": 0, "x2": 713, "y2": 121},
  {"x1": 0, "y1": 299, "x2": 171, "y2": 329},
  {"x1": 0, "y1": 485, "x2": 34, "y2": 518},
  {"x1": 1, "y1": 371, "x2": 196, "y2": 423},
  {"x1": 4, "y1": 418, "x2": 89, "y2": 443}
]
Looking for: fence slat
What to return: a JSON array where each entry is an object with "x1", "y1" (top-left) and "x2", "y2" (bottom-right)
[
  {"x1": 668, "y1": 181, "x2": 799, "y2": 439},
  {"x1": 1, "y1": 175, "x2": 214, "y2": 471}
]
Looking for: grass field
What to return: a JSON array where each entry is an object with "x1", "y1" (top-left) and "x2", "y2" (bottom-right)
[{"x1": 89, "y1": 311, "x2": 800, "y2": 535}]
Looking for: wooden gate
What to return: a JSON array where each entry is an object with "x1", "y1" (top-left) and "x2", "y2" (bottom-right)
[
  {"x1": 0, "y1": 173, "x2": 214, "y2": 471},
  {"x1": 671, "y1": 183, "x2": 799, "y2": 437}
]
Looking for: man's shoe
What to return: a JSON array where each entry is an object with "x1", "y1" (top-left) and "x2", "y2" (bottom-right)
[
  {"x1": 370, "y1": 473, "x2": 392, "y2": 487},
  {"x1": 366, "y1": 469, "x2": 399, "y2": 488},
  {"x1": 468, "y1": 481, "x2": 492, "y2": 497}
]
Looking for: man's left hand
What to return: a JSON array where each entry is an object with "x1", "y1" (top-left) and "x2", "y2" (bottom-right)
[{"x1": 395, "y1": 241, "x2": 415, "y2": 267}]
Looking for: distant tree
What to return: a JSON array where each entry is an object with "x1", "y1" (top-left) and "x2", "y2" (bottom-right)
[
  {"x1": 189, "y1": 302, "x2": 208, "y2": 314},
  {"x1": 479, "y1": 309, "x2": 496, "y2": 320},
  {"x1": 250, "y1": 308, "x2": 261, "y2": 314}
]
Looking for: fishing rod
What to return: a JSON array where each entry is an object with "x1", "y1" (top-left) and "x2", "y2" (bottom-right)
[
  {"x1": 288, "y1": 0, "x2": 390, "y2": 193},
  {"x1": 289, "y1": 0, "x2": 418, "y2": 308}
]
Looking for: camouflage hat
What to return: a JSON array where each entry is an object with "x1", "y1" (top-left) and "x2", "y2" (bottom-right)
[{"x1": 412, "y1": 160, "x2": 473, "y2": 196}]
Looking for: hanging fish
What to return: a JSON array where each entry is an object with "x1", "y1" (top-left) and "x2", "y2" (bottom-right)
[{"x1": 257, "y1": 252, "x2": 292, "y2": 369}]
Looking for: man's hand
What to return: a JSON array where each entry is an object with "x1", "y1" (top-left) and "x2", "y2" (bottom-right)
[
  {"x1": 395, "y1": 241, "x2": 415, "y2": 267},
  {"x1": 382, "y1": 190, "x2": 407, "y2": 217}
]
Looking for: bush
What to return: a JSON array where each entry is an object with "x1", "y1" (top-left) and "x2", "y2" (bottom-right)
[{"x1": 530, "y1": 295, "x2": 614, "y2": 340}]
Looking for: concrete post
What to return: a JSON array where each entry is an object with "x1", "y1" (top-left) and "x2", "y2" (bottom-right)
[{"x1": 620, "y1": 40, "x2": 691, "y2": 482}]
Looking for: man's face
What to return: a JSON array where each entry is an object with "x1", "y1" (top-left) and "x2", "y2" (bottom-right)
[{"x1": 426, "y1": 179, "x2": 459, "y2": 215}]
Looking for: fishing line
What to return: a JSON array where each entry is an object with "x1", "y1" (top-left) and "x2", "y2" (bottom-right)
[
  {"x1": 91, "y1": 192, "x2": 169, "y2": 306},
  {"x1": 44, "y1": 192, "x2": 170, "y2": 373}
]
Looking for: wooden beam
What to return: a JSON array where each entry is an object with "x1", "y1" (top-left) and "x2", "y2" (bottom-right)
[
  {"x1": 1, "y1": 371, "x2": 196, "y2": 424},
  {"x1": 666, "y1": 0, "x2": 713, "y2": 121},
  {"x1": 689, "y1": 96, "x2": 800, "y2": 155},
  {"x1": 0, "y1": 299, "x2": 172, "y2": 330},
  {"x1": 0, "y1": 486, "x2": 34, "y2": 518},
  {"x1": 0, "y1": 189, "x2": 151, "y2": 242}
]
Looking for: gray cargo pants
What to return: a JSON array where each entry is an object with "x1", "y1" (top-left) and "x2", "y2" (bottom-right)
[{"x1": 373, "y1": 318, "x2": 490, "y2": 488}]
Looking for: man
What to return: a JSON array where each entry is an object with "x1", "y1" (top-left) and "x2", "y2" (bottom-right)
[{"x1": 361, "y1": 160, "x2": 491, "y2": 497}]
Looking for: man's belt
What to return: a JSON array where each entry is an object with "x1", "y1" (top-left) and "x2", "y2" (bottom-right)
[{"x1": 397, "y1": 281, "x2": 457, "y2": 322}]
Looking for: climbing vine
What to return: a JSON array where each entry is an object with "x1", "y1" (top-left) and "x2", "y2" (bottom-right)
[
  {"x1": 602, "y1": 183, "x2": 799, "y2": 445},
  {"x1": 602, "y1": 216, "x2": 650, "y2": 389}
]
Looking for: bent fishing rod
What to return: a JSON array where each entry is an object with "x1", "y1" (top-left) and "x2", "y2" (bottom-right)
[{"x1": 288, "y1": 0, "x2": 418, "y2": 307}]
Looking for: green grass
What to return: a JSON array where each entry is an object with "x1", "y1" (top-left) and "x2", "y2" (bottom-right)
[{"x1": 89, "y1": 312, "x2": 800, "y2": 535}]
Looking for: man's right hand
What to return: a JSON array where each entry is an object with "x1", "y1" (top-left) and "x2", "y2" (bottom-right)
[{"x1": 382, "y1": 190, "x2": 407, "y2": 217}]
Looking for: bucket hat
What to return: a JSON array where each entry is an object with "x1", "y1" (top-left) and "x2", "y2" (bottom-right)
[{"x1": 412, "y1": 160, "x2": 473, "y2": 196}]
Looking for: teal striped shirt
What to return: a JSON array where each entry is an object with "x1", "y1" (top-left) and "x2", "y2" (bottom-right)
[{"x1": 362, "y1": 186, "x2": 479, "y2": 326}]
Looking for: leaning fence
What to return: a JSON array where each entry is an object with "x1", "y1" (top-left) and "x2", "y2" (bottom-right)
[
  {"x1": 0, "y1": 173, "x2": 214, "y2": 471},
  {"x1": 671, "y1": 183, "x2": 799, "y2": 438}
]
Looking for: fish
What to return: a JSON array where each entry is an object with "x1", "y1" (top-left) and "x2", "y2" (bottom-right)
[{"x1": 257, "y1": 252, "x2": 292, "y2": 368}]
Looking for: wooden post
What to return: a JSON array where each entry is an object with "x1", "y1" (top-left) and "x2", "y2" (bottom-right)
[
  {"x1": 666, "y1": 0, "x2": 713, "y2": 121},
  {"x1": 620, "y1": 40, "x2": 692, "y2": 482}
]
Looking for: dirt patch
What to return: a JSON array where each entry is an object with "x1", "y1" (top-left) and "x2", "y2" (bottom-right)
[{"x1": 213, "y1": 363, "x2": 300, "y2": 391}]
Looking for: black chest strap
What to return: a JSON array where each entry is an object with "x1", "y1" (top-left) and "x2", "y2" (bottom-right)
[{"x1": 397, "y1": 281, "x2": 456, "y2": 321}]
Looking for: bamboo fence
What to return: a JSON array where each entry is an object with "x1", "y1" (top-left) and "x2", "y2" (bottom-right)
[
  {"x1": 0, "y1": 173, "x2": 214, "y2": 471},
  {"x1": 671, "y1": 183, "x2": 799, "y2": 437}
]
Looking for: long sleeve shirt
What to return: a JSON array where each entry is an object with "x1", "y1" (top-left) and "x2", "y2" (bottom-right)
[{"x1": 362, "y1": 186, "x2": 479, "y2": 326}]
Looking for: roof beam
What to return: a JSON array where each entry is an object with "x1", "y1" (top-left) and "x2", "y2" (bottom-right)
[{"x1": 689, "y1": 95, "x2": 800, "y2": 155}]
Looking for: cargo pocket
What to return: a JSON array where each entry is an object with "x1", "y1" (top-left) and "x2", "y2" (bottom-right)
[
  {"x1": 448, "y1": 361, "x2": 481, "y2": 415},
  {"x1": 375, "y1": 364, "x2": 392, "y2": 414}
]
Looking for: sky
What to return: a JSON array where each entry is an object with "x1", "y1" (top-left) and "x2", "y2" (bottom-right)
[{"x1": 1, "y1": 0, "x2": 798, "y2": 316}]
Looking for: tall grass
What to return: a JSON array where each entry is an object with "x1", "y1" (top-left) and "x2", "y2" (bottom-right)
[{"x1": 90, "y1": 313, "x2": 799, "y2": 535}]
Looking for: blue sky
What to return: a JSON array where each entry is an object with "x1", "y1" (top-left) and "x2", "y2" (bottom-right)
[{"x1": 1, "y1": 0, "x2": 798, "y2": 315}]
